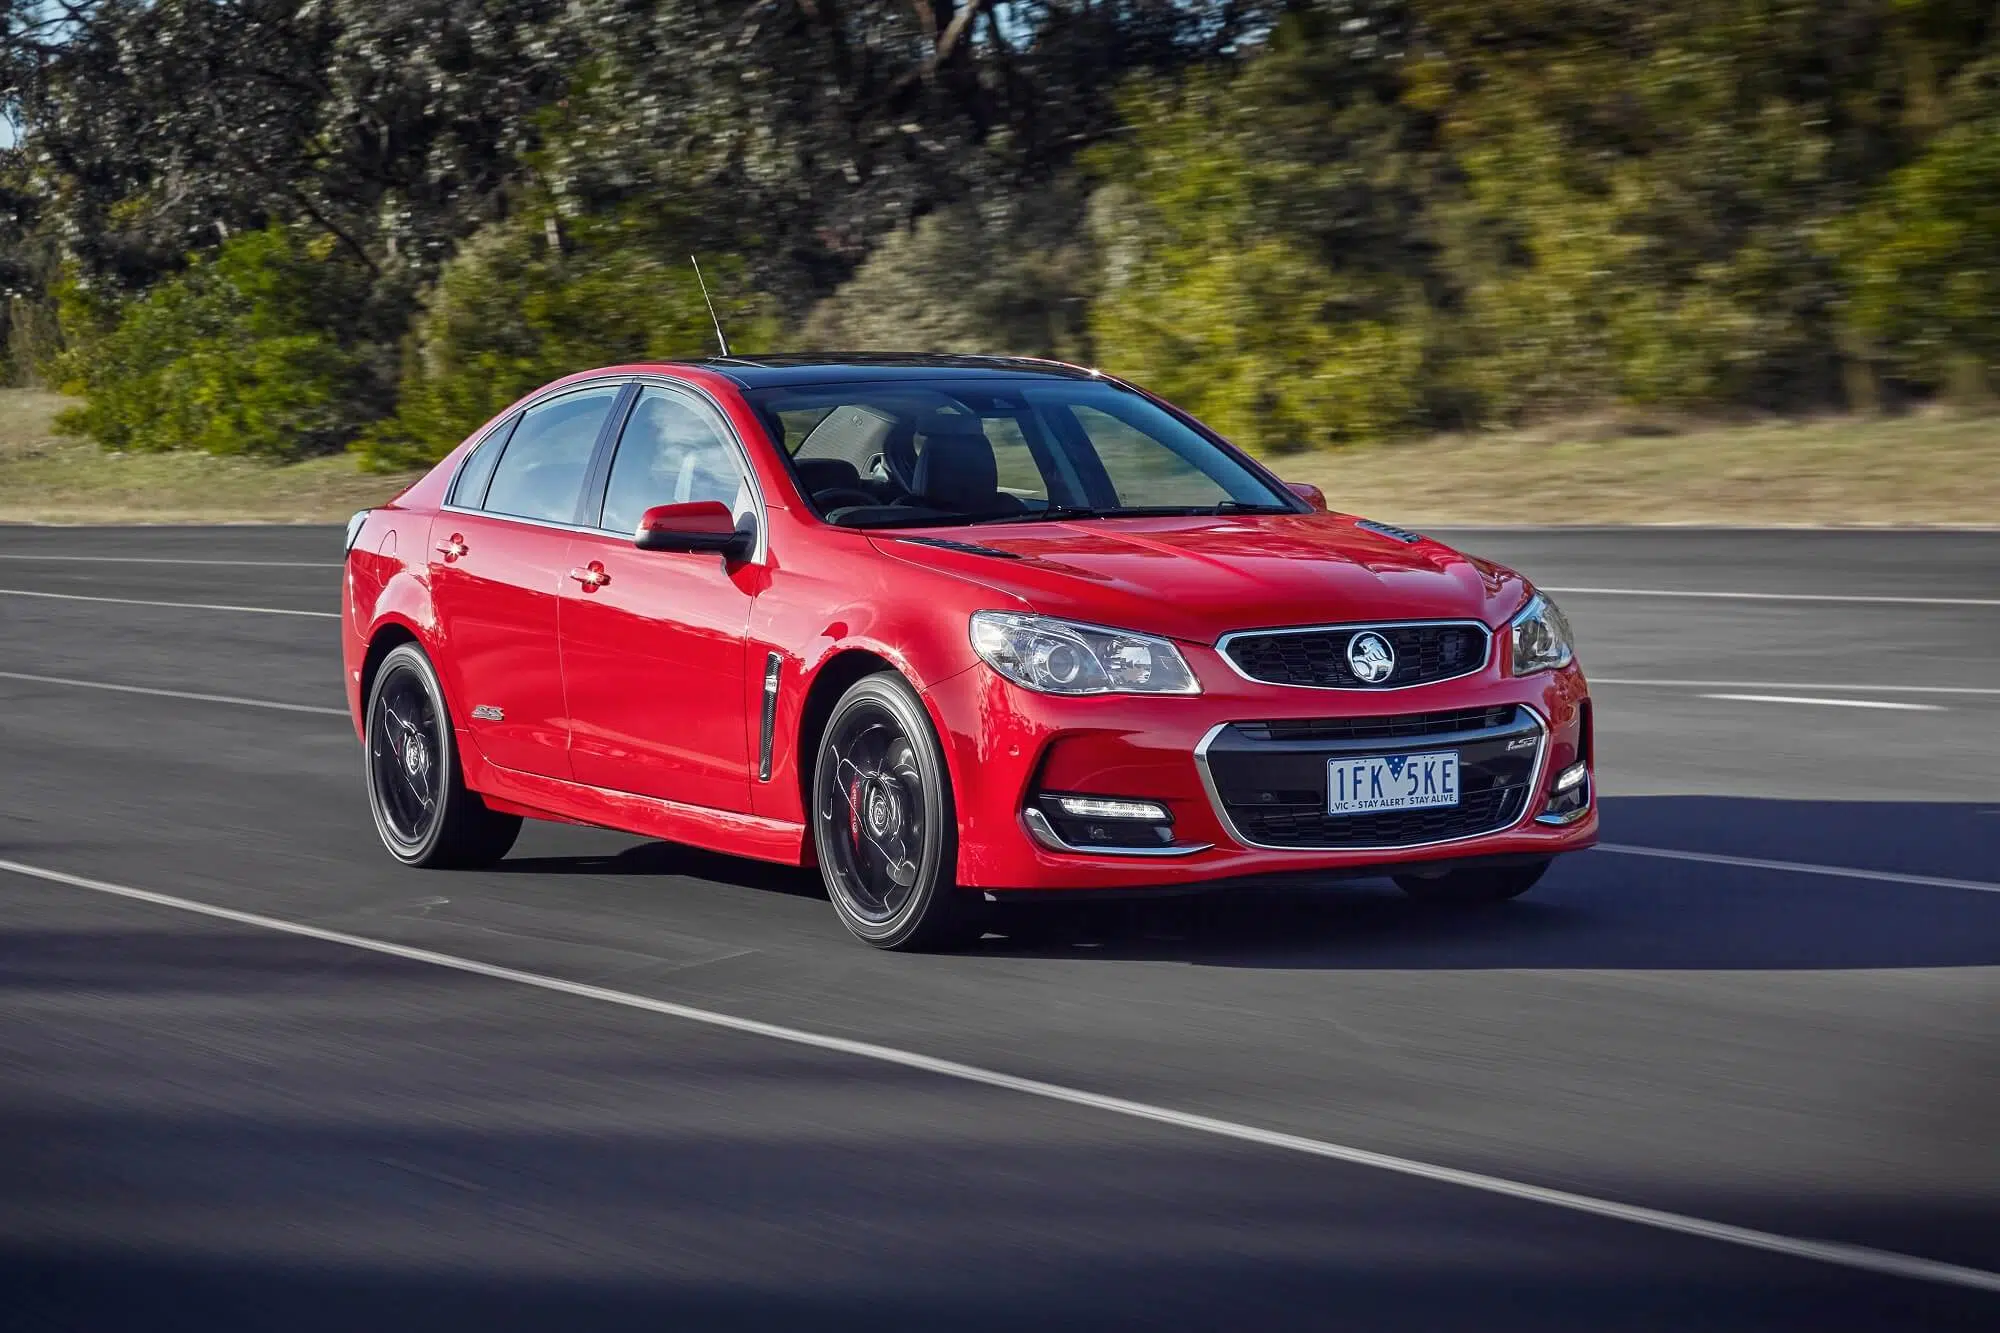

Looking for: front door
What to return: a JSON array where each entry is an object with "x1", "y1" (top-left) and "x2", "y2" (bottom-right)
[
  {"x1": 430, "y1": 383, "x2": 623, "y2": 778},
  {"x1": 560, "y1": 385, "x2": 759, "y2": 812}
]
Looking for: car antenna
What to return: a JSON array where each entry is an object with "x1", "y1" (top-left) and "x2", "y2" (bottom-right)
[{"x1": 690, "y1": 256, "x2": 731, "y2": 358}]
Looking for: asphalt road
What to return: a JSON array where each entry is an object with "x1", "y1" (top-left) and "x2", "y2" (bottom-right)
[{"x1": 0, "y1": 524, "x2": 1994, "y2": 1331}]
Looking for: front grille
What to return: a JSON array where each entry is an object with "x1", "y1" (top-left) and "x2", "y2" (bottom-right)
[
  {"x1": 1200, "y1": 704, "x2": 1541, "y2": 850},
  {"x1": 1226, "y1": 785, "x2": 1532, "y2": 849},
  {"x1": 1222, "y1": 622, "x2": 1487, "y2": 689},
  {"x1": 1232, "y1": 705, "x2": 1516, "y2": 744}
]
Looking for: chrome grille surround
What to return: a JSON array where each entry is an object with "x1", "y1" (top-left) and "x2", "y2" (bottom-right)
[
  {"x1": 1216, "y1": 619, "x2": 1492, "y2": 691},
  {"x1": 1194, "y1": 704, "x2": 1548, "y2": 853}
]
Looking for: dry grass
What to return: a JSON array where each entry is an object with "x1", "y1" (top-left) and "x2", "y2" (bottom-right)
[
  {"x1": 2, "y1": 387, "x2": 1993, "y2": 526},
  {"x1": 0, "y1": 390, "x2": 420, "y2": 524},
  {"x1": 1273, "y1": 409, "x2": 2000, "y2": 527}
]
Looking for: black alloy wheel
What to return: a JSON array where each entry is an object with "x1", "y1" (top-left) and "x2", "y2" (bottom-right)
[
  {"x1": 363, "y1": 642, "x2": 521, "y2": 868},
  {"x1": 1393, "y1": 858, "x2": 1551, "y2": 905},
  {"x1": 813, "y1": 673, "x2": 982, "y2": 950}
]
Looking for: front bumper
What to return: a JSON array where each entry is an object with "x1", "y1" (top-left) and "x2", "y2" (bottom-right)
[{"x1": 926, "y1": 643, "x2": 1596, "y2": 891}]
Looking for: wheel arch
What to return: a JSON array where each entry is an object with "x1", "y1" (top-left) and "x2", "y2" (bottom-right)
[
  {"x1": 359, "y1": 620, "x2": 424, "y2": 721},
  {"x1": 794, "y1": 648, "x2": 899, "y2": 822}
]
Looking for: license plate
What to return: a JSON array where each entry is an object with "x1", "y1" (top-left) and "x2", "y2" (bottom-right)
[{"x1": 1327, "y1": 751, "x2": 1460, "y2": 815}]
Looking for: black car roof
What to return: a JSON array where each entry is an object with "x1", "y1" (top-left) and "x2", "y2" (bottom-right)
[{"x1": 678, "y1": 353, "x2": 1105, "y2": 388}]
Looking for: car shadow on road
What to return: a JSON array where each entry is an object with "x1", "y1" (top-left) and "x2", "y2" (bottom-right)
[
  {"x1": 973, "y1": 796, "x2": 2000, "y2": 970},
  {"x1": 493, "y1": 839, "x2": 828, "y2": 901}
]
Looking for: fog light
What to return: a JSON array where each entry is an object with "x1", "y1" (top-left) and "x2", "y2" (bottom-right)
[
  {"x1": 1054, "y1": 795, "x2": 1170, "y2": 822},
  {"x1": 1028, "y1": 792, "x2": 1189, "y2": 854},
  {"x1": 1537, "y1": 762, "x2": 1591, "y2": 825}
]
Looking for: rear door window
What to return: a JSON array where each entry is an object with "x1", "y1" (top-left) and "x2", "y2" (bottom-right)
[{"x1": 481, "y1": 386, "x2": 621, "y2": 524}]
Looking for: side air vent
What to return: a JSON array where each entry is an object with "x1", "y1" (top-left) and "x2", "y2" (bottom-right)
[
  {"x1": 898, "y1": 537, "x2": 1024, "y2": 559},
  {"x1": 758, "y1": 653, "x2": 781, "y2": 782}
]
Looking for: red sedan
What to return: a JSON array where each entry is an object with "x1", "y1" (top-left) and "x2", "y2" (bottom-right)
[{"x1": 342, "y1": 356, "x2": 1595, "y2": 949}]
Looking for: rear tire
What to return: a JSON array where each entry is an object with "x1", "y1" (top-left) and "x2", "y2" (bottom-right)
[
  {"x1": 364, "y1": 642, "x2": 521, "y2": 869},
  {"x1": 1393, "y1": 859, "x2": 1550, "y2": 905},
  {"x1": 812, "y1": 672, "x2": 984, "y2": 951}
]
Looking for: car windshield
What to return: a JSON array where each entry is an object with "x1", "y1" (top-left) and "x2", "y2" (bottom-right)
[{"x1": 743, "y1": 378, "x2": 1297, "y2": 528}]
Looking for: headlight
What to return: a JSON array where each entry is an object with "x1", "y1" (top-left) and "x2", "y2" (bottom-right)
[
  {"x1": 1508, "y1": 592, "x2": 1575, "y2": 676},
  {"x1": 969, "y1": 612, "x2": 1200, "y2": 695}
]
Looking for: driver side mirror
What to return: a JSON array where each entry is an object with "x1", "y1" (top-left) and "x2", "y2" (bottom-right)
[
  {"x1": 1285, "y1": 481, "x2": 1328, "y2": 511},
  {"x1": 634, "y1": 501, "x2": 753, "y2": 558}
]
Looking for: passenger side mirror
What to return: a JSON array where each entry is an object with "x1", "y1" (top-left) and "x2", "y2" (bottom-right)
[
  {"x1": 1284, "y1": 481, "x2": 1328, "y2": 511},
  {"x1": 634, "y1": 501, "x2": 752, "y2": 558}
]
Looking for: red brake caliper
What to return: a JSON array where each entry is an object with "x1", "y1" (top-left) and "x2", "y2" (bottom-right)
[{"x1": 848, "y1": 779, "x2": 864, "y2": 852}]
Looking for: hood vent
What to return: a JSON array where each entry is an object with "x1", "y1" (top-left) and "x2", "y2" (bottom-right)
[
  {"x1": 1355, "y1": 518, "x2": 1424, "y2": 544},
  {"x1": 898, "y1": 537, "x2": 1023, "y2": 560}
]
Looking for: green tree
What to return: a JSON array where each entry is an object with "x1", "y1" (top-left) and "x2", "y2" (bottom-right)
[
  {"x1": 1086, "y1": 9, "x2": 1442, "y2": 450},
  {"x1": 800, "y1": 181, "x2": 1099, "y2": 360},
  {"x1": 1839, "y1": 59, "x2": 2000, "y2": 399},
  {"x1": 359, "y1": 203, "x2": 773, "y2": 468},
  {"x1": 53, "y1": 225, "x2": 381, "y2": 459}
]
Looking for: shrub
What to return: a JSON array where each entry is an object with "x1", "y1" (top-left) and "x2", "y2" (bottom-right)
[
  {"x1": 1084, "y1": 60, "x2": 1436, "y2": 450},
  {"x1": 799, "y1": 184, "x2": 1098, "y2": 361},
  {"x1": 1839, "y1": 70, "x2": 2000, "y2": 400},
  {"x1": 53, "y1": 227, "x2": 380, "y2": 459},
  {"x1": 358, "y1": 205, "x2": 772, "y2": 469}
]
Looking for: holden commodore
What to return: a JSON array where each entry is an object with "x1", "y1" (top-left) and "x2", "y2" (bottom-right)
[{"x1": 342, "y1": 355, "x2": 1595, "y2": 949}]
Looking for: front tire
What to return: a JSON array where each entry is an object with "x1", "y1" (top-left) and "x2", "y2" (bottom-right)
[
  {"x1": 812, "y1": 672, "x2": 983, "y2": 951},
  {"x1": 364, "y1": 642, "x2": 521, "y2": 869},
  {"x1": 1393, "y1": 858, "x2": 1550, "y2": 905}
]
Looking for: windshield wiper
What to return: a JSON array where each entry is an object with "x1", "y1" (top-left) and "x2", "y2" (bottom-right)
[
  {"x1": 963, "y1": 505, "x2": 1117, "y2": 526},
  {"x1": 911, "y1": 499, "x2": 1294, "y2": 529},
  {"x1": 1206, "y1": 500, "x2": 1295, "y2": 514},
  {"x1": 970, "y1": 501, "x2": 1292, "y2": 523}
]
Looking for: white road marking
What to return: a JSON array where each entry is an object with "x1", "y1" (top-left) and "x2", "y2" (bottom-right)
[
  {"x1": 0, "y1": 670, "x2": 347, "y2": 716},
  {"x1": 1543, "y1": 585, "x2": 1999, "y2": 607},
  {"x1": 1700, "y1": 693, "x2": 1945, "y2": 712},
  {"x1": 0, "y1": 554, "x2": 338, "y2": 568},
  {"x1": 2, "y1": 855, "x2": 1996, "y2": 1294},
  {"x1": 1592, "y1": 677, "x2": 2000, "y2": 697},
  {"x1": 1595, "y1": 844, "x2": 2000, "y2": 895},
  {"x1": 0, "y1": 587, "x2": 337, "y2": 618}
]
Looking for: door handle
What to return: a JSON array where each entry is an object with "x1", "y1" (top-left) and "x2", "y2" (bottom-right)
[
  {"x1": 569, "y1": 562, "x2": 610, "y2": 590},
  {"x1": 435, "y1": 534, "x2": 468, "y2": 560}
]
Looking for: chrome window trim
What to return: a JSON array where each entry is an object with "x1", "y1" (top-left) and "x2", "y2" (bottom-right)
[
  {"x1": 440, "y1": 373, "x2": 771, "y2": 566},
  {"x1": 443, "y1": 375, "x2": 628, "y2": 510},
  {"x1": 1022, "y1": 807, "x2": 1213, "y2": 858},
  {"x1": 438, "y1": 504, "x2": 601, "y2": 537},
  {"x1": 1192, "y1": 704, "x2": 1549, "y2": 853},
  {"x1": 606, "y1": 375, "x2": 771, "y2": 565},
  {"x1": 1214, "y1": 618, "x2": 1492, "y2": 692}
]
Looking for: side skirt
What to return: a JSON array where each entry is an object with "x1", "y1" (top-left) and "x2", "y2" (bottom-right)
[{"x1": 469, "y1": 758, "x2": 808, "y2": 867}]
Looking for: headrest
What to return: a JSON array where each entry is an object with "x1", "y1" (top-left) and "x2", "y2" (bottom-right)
[{"x1": 912, "y1": 421, "x2": 999, "y2": 511}]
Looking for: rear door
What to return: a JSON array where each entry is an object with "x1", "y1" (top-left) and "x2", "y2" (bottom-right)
[
  {"x1": 430, "y1": 382, "x2": 625, "y2": 778},
  {"x1": 559, "y1": 384, "x2": 761, "y2": 812}
]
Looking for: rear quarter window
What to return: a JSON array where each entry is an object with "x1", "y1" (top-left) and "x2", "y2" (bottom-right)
[{"x1": 448, "y1": 415, "x2": 517, "y2": 509}]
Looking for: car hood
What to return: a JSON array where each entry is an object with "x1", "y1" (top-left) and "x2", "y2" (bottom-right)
[{"x1": 870, "y1": 512, "x2": 1529, "y2": 643}]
